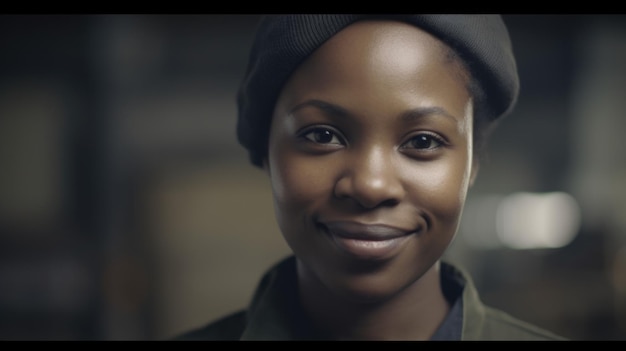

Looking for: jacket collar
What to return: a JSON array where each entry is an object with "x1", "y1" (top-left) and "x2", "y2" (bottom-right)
[{"x1": 240, "y1": 256, "x2": 486, "y2": 340}]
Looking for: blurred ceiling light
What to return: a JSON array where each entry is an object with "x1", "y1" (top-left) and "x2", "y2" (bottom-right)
[{"x1": 496, "y1": 192, "x2": 581, "y2": 249}]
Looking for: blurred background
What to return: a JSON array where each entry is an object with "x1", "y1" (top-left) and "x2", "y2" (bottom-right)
[{"x1": 0, "y1": 14, "x2": 625, "y2": 340}]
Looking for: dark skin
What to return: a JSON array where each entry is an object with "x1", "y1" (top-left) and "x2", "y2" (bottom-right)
[{"x1": 264, "y1": 21, "x2": 478, "y2": 340}]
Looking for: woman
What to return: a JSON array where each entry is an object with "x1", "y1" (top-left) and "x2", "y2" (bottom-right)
[{"x1": 177, "y1": 14, "x2": 566, "y2": 340}]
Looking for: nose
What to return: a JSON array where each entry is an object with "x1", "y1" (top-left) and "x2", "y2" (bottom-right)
[{"x1": 333, "y1": 146, "x2": 405, "y2": 209}]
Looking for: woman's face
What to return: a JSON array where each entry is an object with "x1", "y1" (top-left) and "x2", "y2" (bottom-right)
[{"x1": 266, "y1": 20, "x2": 475, "y2": 302}]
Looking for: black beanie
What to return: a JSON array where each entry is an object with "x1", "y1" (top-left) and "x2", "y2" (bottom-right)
[{"x1": 236, "y1": 14, "x2": 519, "y2": 168}]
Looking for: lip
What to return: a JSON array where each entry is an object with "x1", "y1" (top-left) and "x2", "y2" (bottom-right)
[{"x1": 319, "y1": 221, "x2": 417, "y2": 260}]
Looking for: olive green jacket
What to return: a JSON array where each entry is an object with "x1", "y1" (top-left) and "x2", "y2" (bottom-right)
[{"x1": 176, "y1": 256, "x2": 567, "y2": 341}]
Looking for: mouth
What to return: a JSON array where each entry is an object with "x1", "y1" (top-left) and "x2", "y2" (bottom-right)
[{"x1": 318, "y1": 221, "x2": 418, "y2": 261}]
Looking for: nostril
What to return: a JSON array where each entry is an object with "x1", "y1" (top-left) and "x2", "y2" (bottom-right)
[
  {"x1": 356, "y1": 197, "x2": 400, "y2": 210},
  {"x1": 334, "y1": 180, "x2": 403, "y2": 210},
  {"x1": 332, "y1": 150, "x2": 405, "y2": 209},
  {"x1": 379, "y1": 198, "x2": 400, "y2": 208}
]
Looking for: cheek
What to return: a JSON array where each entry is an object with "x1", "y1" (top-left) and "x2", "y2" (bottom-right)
[
  {"x1": 267, "y1": 141, "x2": 335, "y2": 219},
  {"x1": 406, "y1": 152, "x2": 472, "y2": 224}
]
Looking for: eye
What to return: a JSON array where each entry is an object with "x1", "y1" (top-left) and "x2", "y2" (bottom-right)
[
  {"x1": 301, "y1": 127, "x2": 343, "y2": 145},
  {"x1": 402, "y1": 133, "x2": 445, "y2": 150}
]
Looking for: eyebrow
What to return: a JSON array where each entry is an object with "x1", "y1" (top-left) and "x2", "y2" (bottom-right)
[
  {"x1": 400, "y1": 106, "x2": 460, "y2": 124},
  {"x1": 288, "y1": 99, "x2": 349, "y2": 118},
  {"x1": 288, "y1": 99, "x2": 461, "y2": 125}
]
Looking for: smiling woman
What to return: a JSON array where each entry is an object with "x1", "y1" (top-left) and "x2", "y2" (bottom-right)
[
  {"x1": 267, "y1": 23, "x2": 474, "y2": 321},
  {"x1": 174, "y1": 15, "x2": 566, "y2": 341}
]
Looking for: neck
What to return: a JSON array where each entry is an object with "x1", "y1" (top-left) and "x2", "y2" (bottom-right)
[{"x1": 297, "y1": 260, "x2": 450, "y2": 340}]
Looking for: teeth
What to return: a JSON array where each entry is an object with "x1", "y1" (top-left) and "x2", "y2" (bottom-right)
[{"x1": 348, "y1": 238, "x2": 398, "y2": 248}]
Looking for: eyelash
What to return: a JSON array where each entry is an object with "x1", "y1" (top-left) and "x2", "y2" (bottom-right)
[
  {"x1": 299, "y1": 126, "x2": 345, "y2": 146},
  {"x1": 401, "y1": 133, "x2": 446, "y2": 151},
  {"x1": 298, "y1": 126, "x2": 446, "y2": 151}
]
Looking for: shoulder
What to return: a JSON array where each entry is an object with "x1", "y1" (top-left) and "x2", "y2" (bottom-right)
[
  {"x1": 440, "y1": 261, "x2": 567, "y2": 341},
  {"x1": 172, "y1": 310, "x2": 248, "y2": 341},
  {"x1": 171, "y1": 256, "x2": 298, "y2": 341},
  {"x1": 480, "y1": 306, "x2": 568, "y2": 341}
]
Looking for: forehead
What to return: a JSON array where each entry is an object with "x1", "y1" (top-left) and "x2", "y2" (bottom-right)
[{"x1": 274, "y1": 20, "x2": 472, "y2": 125}]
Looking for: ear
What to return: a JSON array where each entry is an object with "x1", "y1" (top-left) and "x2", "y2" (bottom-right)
[{"x1": 469, "y1": 158, "x2": 480, "y2": 187}]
